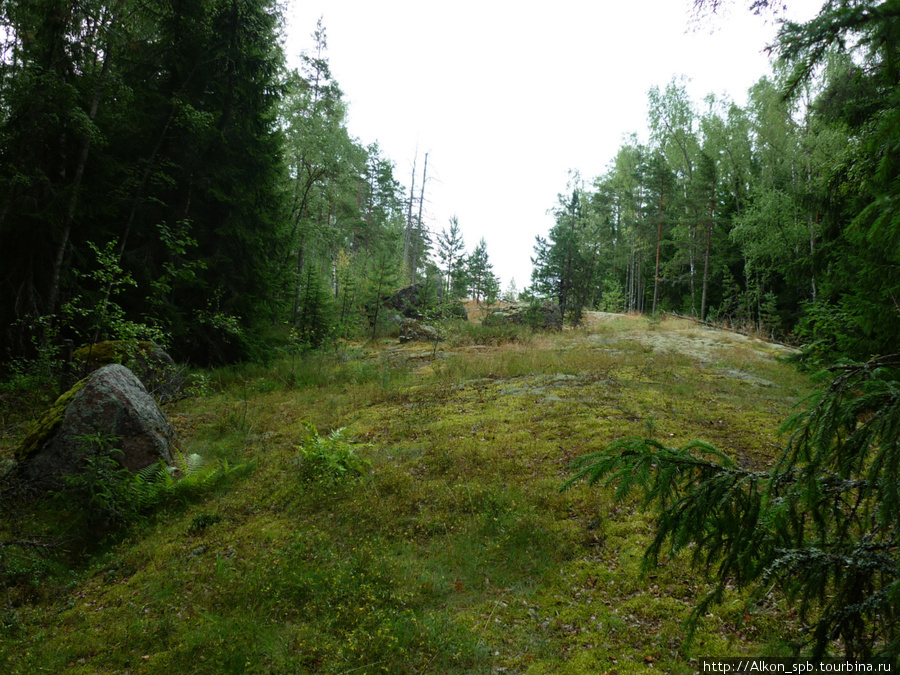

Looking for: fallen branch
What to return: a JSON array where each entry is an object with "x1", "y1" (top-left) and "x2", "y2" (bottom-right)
[{"x1": 0, "y1": 539, "x2": 67, "y2": 555}]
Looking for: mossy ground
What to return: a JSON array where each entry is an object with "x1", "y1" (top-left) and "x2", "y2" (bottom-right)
[{"x1": 0, "y1": 314, "x2": 813, "y2": 673}]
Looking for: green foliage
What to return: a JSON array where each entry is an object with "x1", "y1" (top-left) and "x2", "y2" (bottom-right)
[
  {"x1": 0, "y1": 0, "x2": 289, "y2": 365},
  {"x1": 598, "y1": 279, "x2": 625, "y2": 313},
  {"x1": 57, "y1": 433, "x2": 143, "y2": 529},
  {"x1": 62, "y1": 240, "x2": 168, "y2": 347},
  {"x1": 565, "y1": 353, "x2": 900, "y2": 659},
  {"x1": 436, "y1": 216, "x2": 468, "y2": 300},
  {"x1": 55, "y1": 433, "x2": 243, "y2": 534},
  {"x1": 531, "y1": 182, "x2": 601, "y2": 323},
  {"x1": 187, "y1": 512, "x2": 223, "y2": 535},
  {"x1": 448, "y1": 320, "x2": 533, "y2": 347},
  {"x1": 293, "y1": 264, "x2": 335, "y2": 349},
  {"x1": 0, "y1": 312, "x2": 819, "y2": 671},
  {"x1": 522, "y1": 297, "x2": 550, "y2": 330},
  {"x1": 361, "y1": 234, "x2": 404, "y2": 340},
  {"x1": 517, "y1": 1, "x2": 900, "y2": 360},
  {"x1": 464, "y1": 238, "x2": 497, "y2": 305},
  {"x1": 295, "y1": 423, "x2": 370, "y2": 484},
  {"x1": 796, "y1": 300, "x2": 874, "y2": 366}
]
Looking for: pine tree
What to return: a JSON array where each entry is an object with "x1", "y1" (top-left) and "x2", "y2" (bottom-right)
[
  {"x1": 294, "y1": 263, "x2": 334, "y2": 349},
  {"x1": 531, "y1": 184, "x2": 598, "y2": 323},
  {"x1": 362, "y1": 232, "x2": 402, "y2": 340}
]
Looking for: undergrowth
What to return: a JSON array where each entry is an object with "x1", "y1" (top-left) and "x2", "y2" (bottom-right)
[{"x1": 0, "y1": 316, "x2": 813, "y2": 673}]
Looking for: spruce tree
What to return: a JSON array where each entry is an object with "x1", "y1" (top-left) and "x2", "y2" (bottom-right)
[
  {"x1": 465, "y1": 238, "x2": 494, "y2": 305},
  {"x1": 436, "y1": 216, "x2": 466, "y2": 300}
]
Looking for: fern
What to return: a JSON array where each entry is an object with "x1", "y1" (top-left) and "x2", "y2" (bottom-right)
[
  {"x1": 59, "y1": 434, "x2": 246, "y2": 533},
  {"x1": 295, "y1": 422, "x2": 370, "y2": 485}
]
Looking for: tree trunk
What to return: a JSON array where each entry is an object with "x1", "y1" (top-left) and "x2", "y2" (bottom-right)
[
  {"x1": 653, "y1": 187, "x2": 663, "y2": 314},
  {"x1": 700, "y1": 201, "x2": 712, "y2": 321},
  {"x1": 810, "y1": 212, "x2": 818, "y2": 302},
  {"x1": 404, "y1": 150, "x2": 417, "y2": 275},
  {"x1": 46, "y1": 37, "x2": 114, "y2": 325},
  {"x1": 411, "y1": 152, "x2": 428, "y2": 284}
]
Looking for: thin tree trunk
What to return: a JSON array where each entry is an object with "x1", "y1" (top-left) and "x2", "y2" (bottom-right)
[
  {"x1": 626, "y1": 250, "x2": 634, "y2": 312},
  {"x1": 637, "y1": 248, "x2": 644, "y2": 313},
  {"x1": 700, "y1": 200, "x2": 712, "y2": 321},
  {"x1": 292, "y1": 244, "x2": 306, "y2": 324},
  {"x1": 46, "y1": 40, "x2": 113, "y2": 324},
  {"x1": 653, "y1": 187, "x2": 663, "y2": 314},
  {"x1": 411, "y1": 152, "x2": 428, "y2": 284},
  {"x1": 810, "y1": 212, "x2": 818, "y2": 302},
  {"x1": 404, "y1": 150, "x2": 417, "y2": 275},
  {"x1": 689, "y1": 224, "x2": 696, "y2": 316}
]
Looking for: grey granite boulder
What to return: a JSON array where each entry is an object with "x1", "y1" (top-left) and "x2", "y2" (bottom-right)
[
  {"x1": 399, "y1": 318, "x2": 440, "y2": 343},
  {"x1": 483, "y1": 302, "x2": 563, "y2": 330},
  {"x1": 18, "y1": 364, "x2": 176, "y2": 487}
]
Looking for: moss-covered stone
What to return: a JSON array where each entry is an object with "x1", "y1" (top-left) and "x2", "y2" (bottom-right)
[
  {"x1": 18, "y1": 364, "x2": 176, "y2": 483},
  {"x1": 15, "y1": 377, "x2": 89, "y2": 462},
  {"x1": 73, "y1": 340, "x2": 157, "y2": 369}
]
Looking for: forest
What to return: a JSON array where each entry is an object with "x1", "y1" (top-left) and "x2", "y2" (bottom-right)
[
  {"x1": 0, "y1": 0, "x2": 900, "y2": 370},
  {"x1": 2, "y1": 0, "x2": 900, "y2": 670},
  {"x1": 1, "y1": 0, "x2": 898, "y2": 367},
  {"x1": 531, "y1": 1, "x2": 900, "y2": 364},
  {"x1": 0, "y1": 0, "x2": 502, "y2": 368}
]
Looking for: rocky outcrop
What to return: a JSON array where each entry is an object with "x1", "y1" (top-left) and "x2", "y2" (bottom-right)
[
  {"x1": 17, "y1": 364, "x2": 176, "y2": 487},
  {"x1": 399, "y1": 319, "x2": 440, "y2": 343},
  {"x1": 483, "y1": 302, "x2": 563, "y2": 331},
  {"x1": 385, "y1": 283, "x2": 433, "y2": 319},
  {"x1": 384, "y1": 283, "x2": 467, "y2": 322}
]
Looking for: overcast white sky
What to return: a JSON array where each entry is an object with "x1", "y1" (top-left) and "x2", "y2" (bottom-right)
[{"x1": 282, "y1": 0, "x2": 824, "y2": 291}]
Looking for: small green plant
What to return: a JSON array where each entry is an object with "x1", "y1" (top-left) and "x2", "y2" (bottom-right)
[
  {"x1": 62, "y1": 240, "x2": 167, "y2": 346},
  {"x1": 58, "y1": 433, "x2": 146, "y2": 528},
  {"x1": 295, "y1": 423, "x2": 370, "y2": 484},
  {"x1": 57, "y1": 434, "x2": 243, "y2": 533},
  {"x1": 187, "y1": 512, "x2": 222, "y2": 535},
  {"x1": 423, "y1": 302, "x2": 463, "y2": 356}
]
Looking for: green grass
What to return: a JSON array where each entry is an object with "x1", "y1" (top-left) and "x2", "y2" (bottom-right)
[{"x1": 0, "y1": 316, "x2": 815, "y2": 673}]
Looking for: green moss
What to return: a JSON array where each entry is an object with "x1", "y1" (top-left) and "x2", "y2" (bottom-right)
[
  {"x1": 72, "y1": 340, "x2": 156, "y2": 369},
  {"x1": 1, "y1": 315, "x2": 815, "y2": 673},
  {"x1": 14, "y1": 377, "x2": 88, "y2": 462}
]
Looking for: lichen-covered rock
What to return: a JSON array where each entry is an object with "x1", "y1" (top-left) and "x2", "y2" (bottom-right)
[
  {"x1": 399, "y1": 319, "x2": 440, "y2": 343},
  {"x1": 17, "y1": 364, "x2": 176, "y2": 487},
  {"x1": 72, "y1": 340, "x2": 181, "y2": 401},
  {"x1": 483, "y1": 302, "x2": 563, "y2": 331}
]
